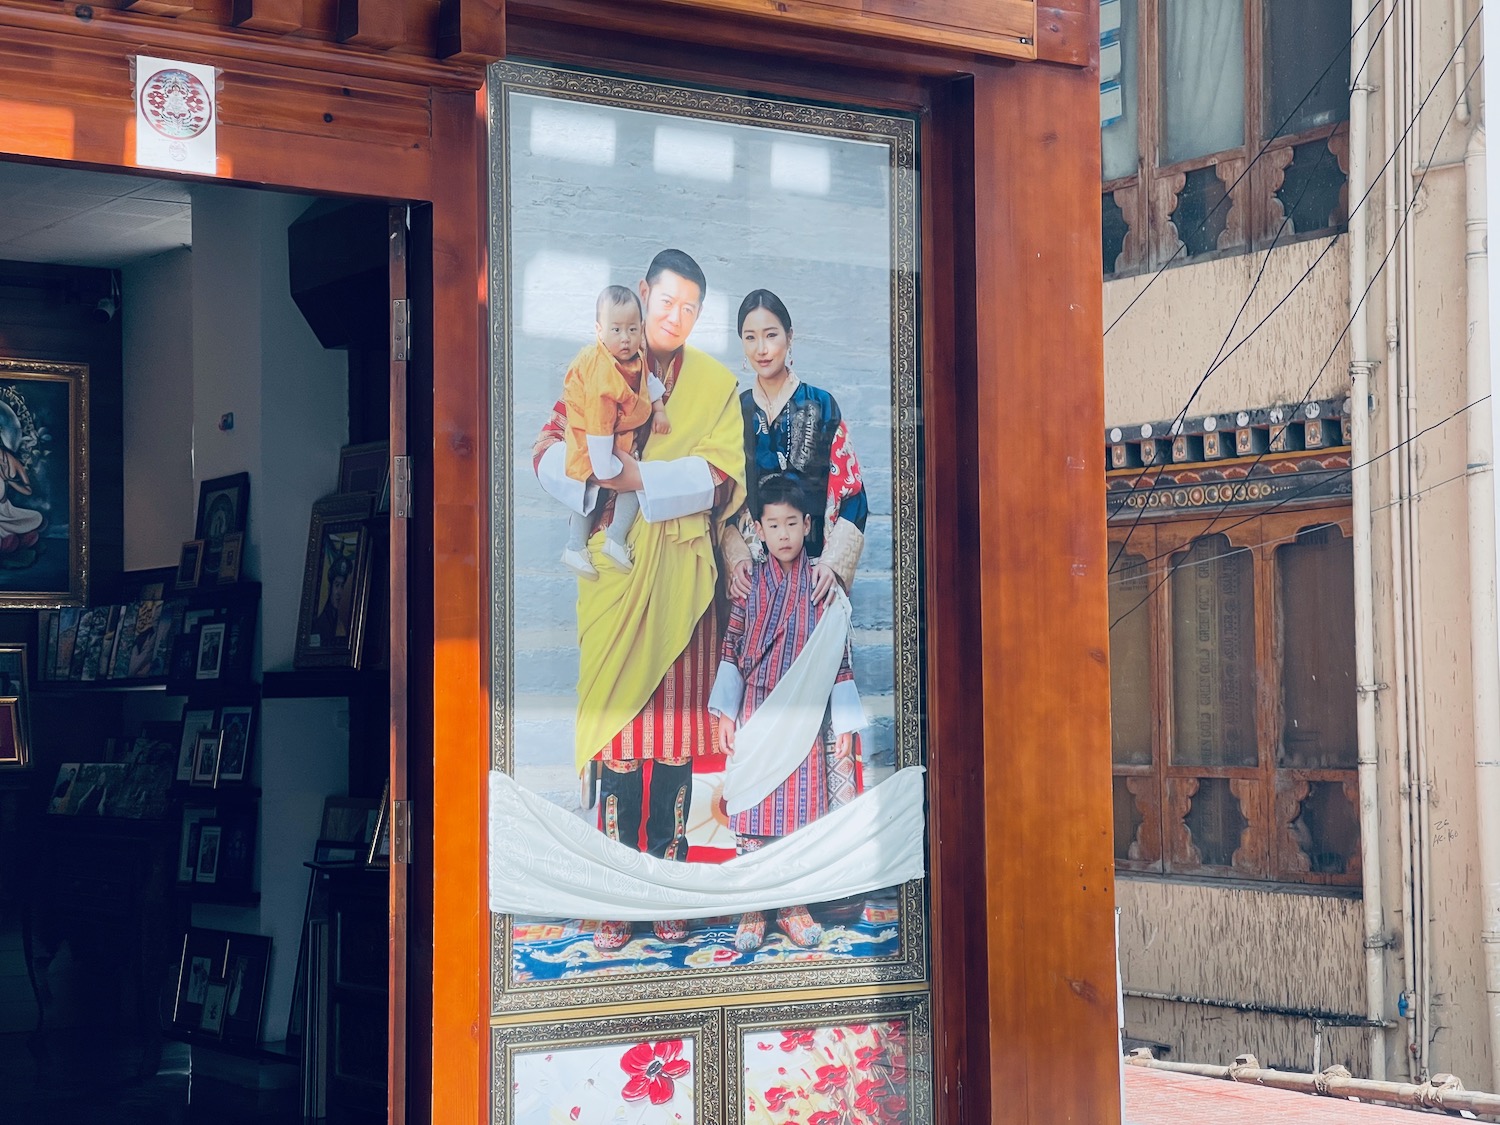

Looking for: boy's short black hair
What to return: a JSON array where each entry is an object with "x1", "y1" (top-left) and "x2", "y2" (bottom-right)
[
  {"x1": 596, "y1": 284, "x2": 643, "y2": 322},
  {"x1": 754, "y1": 472, "x2": 816, "y2": 520}
]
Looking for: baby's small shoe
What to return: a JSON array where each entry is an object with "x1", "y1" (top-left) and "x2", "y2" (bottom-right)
[
  {"x1": 562, "y1": 547, "x2": 598, "y2": 579},
  {"x1": 598, "y1": 537, "x2": 634, "y2": 572}
]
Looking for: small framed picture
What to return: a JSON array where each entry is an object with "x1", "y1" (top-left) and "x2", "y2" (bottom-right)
[
  {"x1": 47, "y1": 762, "x2": 79, "y2": 814},
  {"x1": 215, "y1": 704, "x2": 256, "y2": 784},
  {"x1": 338, "y1": 441, "x2": 389, "y2": 498},
  {"x1": 173, "y1": 928, "x2": 230, "y2": 1030},
  {"x1": 195, "y1": 822, "x2": 223, "y2": 884},
  {"x1": 177, "y1": 708, "x2": 217, "y2": 782},
  {"x1": 367, "y1": 779, "x2": 391, "y2": 868},
  {"x1": 222, "y1": 934, "x2": 272, "y2": 1045},
  {"x1": 178, "y1": 805, "x2": 218, "y2": 883},
  {"x1": 294, "y1": 494, "x2": 374, "y2": 670},
  {"x1": 0, "y1": 697, "x2": 24, "y2": 767},
  {"x1": 314, "y1": 840, "x2": 362, "y2": 864},
  {"x1": 196, "y1": 622, "x2": 226, "y2": 681},
  {"x1": 0, "y1": 643, "x2": 32, "y2": 764},
  {"x1": 195, "y1": 472, "x2": 251, "y2": 581},
  {"x1": 217, "y1": 532, "x2": 244, "y2": 585},
  {"x1": 176, "y1": 540, "x2": 204, "y2": 591},
  {"x1": 192, "y1": 730, "x2": 223, "y2": 787},
  {"x1": 199, "y1": 981, "x2": 229, "y2": 1036}
]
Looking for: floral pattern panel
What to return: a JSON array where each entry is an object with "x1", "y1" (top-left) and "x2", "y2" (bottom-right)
[
  {"x1": 494, "y1": 1012, "x2": 721, "y2": 1125},
  {"x1": 727, "y1": 995, "x2": 931, "y2": 1125}
]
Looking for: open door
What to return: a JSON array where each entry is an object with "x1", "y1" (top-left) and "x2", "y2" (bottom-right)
[{"x1": 387, "y1": 205, "x2": 411, "y2": 1125}]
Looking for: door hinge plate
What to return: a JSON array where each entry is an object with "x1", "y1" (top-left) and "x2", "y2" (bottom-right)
[
  {"x1": 392, "y1": 298, "x2": 410, "y2": 361},
  {"x1": 392, "y1": 799, "x2": 413, "y2": 865},
  {"x1": 393, "y1": 454, "x2": 412, "y2": 519}
]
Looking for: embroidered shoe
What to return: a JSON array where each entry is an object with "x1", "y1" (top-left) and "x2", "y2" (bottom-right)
[
  {"x1": 734, "y1": 911, "x2": 766, "y2": 952},
  {"x1": 651, "y1": 918, "x2": 689, "y2": 942},
  {"x1": 776, "y1": 905, "x2": 823, "y2": 949},
  {"x1": 593, "y1": 919, "x2": 632, "y2": 951},
  {"x1": 562, "y1": 547, "x2": 599, "y2": 579},
  {"x1": 598, "y1": 536, "x2": 634, "y2": 571}
]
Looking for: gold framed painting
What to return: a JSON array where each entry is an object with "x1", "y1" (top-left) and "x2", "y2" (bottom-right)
[
  {"x1": 487, "y1": 61, "x2": 925, "y2": 1014},
  {"x1": 294, "y1": 493, "x2": 374, "y2": 669},
  {"x1": 0, "y1": 643, "x2": 32, "y2": 769},
  {"x1": 0, "y1": 359, "x2": 89, "y2": 607},
  {"x1": 491, "y1": 1009, "x2": 722, "y2": 1125},
  {"x1": 724, "y1": 992, "x2": 932, "y2": 1124}
]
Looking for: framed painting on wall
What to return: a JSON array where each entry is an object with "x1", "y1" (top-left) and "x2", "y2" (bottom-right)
[
  {"x1": 486, "y1": 62, "x2": 925, "y2": 1014},
  {"x1": 0, "y1": 359, "x2": 89, "y2": 607},
  {"x1": 294, "y1": 493, "x2": 374, "y2": 669},
  {"x1": 491, "y1": 1009, "x2": 721, "y2": 1125}
]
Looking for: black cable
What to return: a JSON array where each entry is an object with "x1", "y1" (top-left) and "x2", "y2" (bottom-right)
[
  {"x1": 1107, "y1": 45, "x2": 1484, "y2": 631},
  {"x1": 1104, "y1": 0, "x2": 1393, "y2": 336},
  {"x1": 1107, "y1": 7, "x2": 1481, "y2": 578}
]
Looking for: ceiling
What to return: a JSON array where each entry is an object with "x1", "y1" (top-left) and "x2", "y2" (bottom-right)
[{"x1": 0, "y1": 161, "x2": 192, "y2": 268}]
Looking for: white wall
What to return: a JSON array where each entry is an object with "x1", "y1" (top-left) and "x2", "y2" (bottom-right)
[
  {"x1": 121, "y1": 184, "x2": 351, "y2": 1046},
  {"x1": 121, "y1": 248, "x2": 195, "y2": 569}
]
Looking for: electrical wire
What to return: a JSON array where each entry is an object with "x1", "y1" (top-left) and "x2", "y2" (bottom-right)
[{"x1": 1104, "y1": 0, "x2": 1393, "y2": 337}]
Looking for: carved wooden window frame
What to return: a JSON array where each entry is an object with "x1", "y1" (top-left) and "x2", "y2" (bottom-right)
[
  {"x1": 1103, "y1": 0, "x2": 1351, "y2": 278},
  {"x1": 1108, "y1": 505, "x2": 1360, "y2": 887}
]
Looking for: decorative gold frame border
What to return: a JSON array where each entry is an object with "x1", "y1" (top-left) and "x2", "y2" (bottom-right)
[
  {"x1": 492, "y1": 1008, "x2": 724, "y2": 1125},
  {"x1": 0, "y1": 359, "x2": 89, "y2": 608},
  {"x1": 723, "y1": 991, "x2": 933, "y2": 1123},
  {"x1": 487, "y1": 61, "x2": 925, "y2": 1013}
]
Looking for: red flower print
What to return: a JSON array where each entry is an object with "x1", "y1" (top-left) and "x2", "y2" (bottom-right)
[
  {"x1": 764, "y1": 1086, "x2": 795, "y2": 1111},
  {"x1": 855, "y1": 1044, "x2": 884, "y2": 1070},
  {"x1": 855, "y1": 1078, "x2": 884, "y2": 1115},
  {"x1": 780, "y1": 1028, "x2": 816, "y2": 1052},
  {"x1": 812, "y1": 1064, "x2": 849, "y2": 1094},
  {"x1": 880, "y1": 1093, "x2": 909, "y2": 1114},
  {"x1": 620, "y1": 1039, "x2": 691, "y2": 1105},
  {"x1": 808, "y1": 1113, "x2": 841, "y2": 1125}
]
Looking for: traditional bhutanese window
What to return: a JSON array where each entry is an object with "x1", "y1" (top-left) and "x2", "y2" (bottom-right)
[
  {"x1": 1108, "y1": 508, "x2": 1360, "y2": 887},
  {"x1": 1100, "y1": 0, "x2": 1352, "y2": 277}
]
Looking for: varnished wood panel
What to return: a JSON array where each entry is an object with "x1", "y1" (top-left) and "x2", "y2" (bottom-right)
[
  {"x1": 972, "y1": 55, "x2": 1120, "y2": 1124},
  {"x1": 647, "y1": 0, "x2": 1036, "y2": 59},
  {"x1": 1035, "y1": 1, "x2": 1092, "y2": 66},
  {"x1": 231, "y1": 0, "x2": 306, "y2": 34},
  {"x1": 340, "y1": 0, "x2": 408, "y2": 48}
]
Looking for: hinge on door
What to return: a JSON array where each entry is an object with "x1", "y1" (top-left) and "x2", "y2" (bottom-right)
[
  {"x1": 392, "y1": 799, "x2": 412, "y2": 865},
  {"x1": 393, "y1": 455, "x2": 412, "y2": 519},
  {"x1": 392, "y1": 298, "x2": 410, "y2": 361}
]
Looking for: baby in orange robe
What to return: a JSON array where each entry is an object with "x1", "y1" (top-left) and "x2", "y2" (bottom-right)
[{"x1": 561, "y1": 285, "x2": 670, "y2": 578}]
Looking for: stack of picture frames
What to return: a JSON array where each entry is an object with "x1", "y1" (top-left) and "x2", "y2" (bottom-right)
[
  {"x1": 486, "y1": 66, "x2": 929, "y2": 1124},
  {"x1": 175, "y1": 699, "x2": 258, "y2": 894},
  {"x1": 172, "y1": 928, "x2": 271, "y2": 1047},
  {"x1": 293, "y1": 443, "x2": 389, "y2": 672}
]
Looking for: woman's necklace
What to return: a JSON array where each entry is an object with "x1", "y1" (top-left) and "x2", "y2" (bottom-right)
[{"x1": 755, "y1": 370, "x2": 798, "y2": 422}]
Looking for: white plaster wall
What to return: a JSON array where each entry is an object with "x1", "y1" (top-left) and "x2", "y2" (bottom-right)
[{"x1": 121, "y1": 248, "x2": 195, "y2": 569}]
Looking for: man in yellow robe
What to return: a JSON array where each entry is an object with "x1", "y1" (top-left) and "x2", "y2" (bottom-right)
[{"x1": 531, "y1": 249, "x2": 748, "y2": 949}]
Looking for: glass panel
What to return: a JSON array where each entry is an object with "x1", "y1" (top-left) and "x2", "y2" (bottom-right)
[
  {"x1": 1160, "y1": 0, "x2": 1246, "y2": 164},
  {"x1": 1101, "y1": 0, "x2": 1141, "y2": 181},
  {"x1": 1275, "y1": 138, "x2": 1347, "y2": 236},
  {"x1": 1170, "y1": 535, "x2": 1257, "y2": 766},
  {"x1": 1183, "y1": 777, "x2": 1248, "y2": 867},
  {"x1": 1113, "y1": 776, "x2": 1148, "y2": 862},
  {"x1": 1109, "y1": 550, "x2": 1152, "y2": 765},
  {"x1": 1172, "y1": 166, "x2": 1230, "y2": 258},
  {"x1": 1103, "y1": 191, "x2": 1129, "y2": 275},
  {"x1": 1264, "y1": 0, "x2": 1352, "y2": 137},
  {"x1": 1277, "y1": 525, "x2": 1356, "y2": 767},
  {"x1": 1290, "y1": 779, "x2": 1360, "y2": 874}
]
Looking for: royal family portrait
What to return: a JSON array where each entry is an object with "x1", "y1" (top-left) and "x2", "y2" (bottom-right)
[{"x1": 491, "y1": 68, "x2": 922, "y2": 1006}]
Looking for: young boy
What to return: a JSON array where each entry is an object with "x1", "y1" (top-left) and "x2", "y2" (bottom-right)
[
  {"x1": 560, "y1": 285, "x2": 670, "y2": 578},
  {"x1": 708, "y1": 472, "x2": 865, "y2": 952}
]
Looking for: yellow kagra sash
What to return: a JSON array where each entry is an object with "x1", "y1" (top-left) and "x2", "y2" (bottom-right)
[{"x1": 573, "y1": 345, "x2": 747, "y2": 771}]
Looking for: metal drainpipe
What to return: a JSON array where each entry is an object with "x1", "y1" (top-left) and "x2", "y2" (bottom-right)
[
  {"x1": 1383, "y1": 0, "x2": 1421, "y2": 1080},
  {"x1": 1463, "y1": 121, "x2": 1500, "y2": 1096},
  {"x1": 1350, "y1": 0, "x2": 1389, "y2": 1082}
]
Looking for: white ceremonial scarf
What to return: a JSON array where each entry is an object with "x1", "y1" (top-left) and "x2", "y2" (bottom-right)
[
  {"x1": 488, "y1": 765, "x2": 926, "y2": 920},
  {"x1": 721, "y1": 586, "x2": 857, "y2": 816}
]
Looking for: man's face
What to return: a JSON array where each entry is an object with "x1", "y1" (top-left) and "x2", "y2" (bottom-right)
[{"x1": 638, "y1": 270, "x2": 703, "y2": 355}]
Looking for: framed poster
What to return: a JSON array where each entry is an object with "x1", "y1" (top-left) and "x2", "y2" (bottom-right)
[
  {"x1": 294, "y1": 493, "x2": 374, "y2": 669},
  {"x1": 0, "y1": 359, "x2": 89, "y2": 607},
  {"x1": 725, "y1": 992, "x2": 931, "y2": 1124},
  {"x1": 487, "y1": 62, "x2": 924, "y2": 1014},
  {"x1": 195, "y1": 472, "x2": 249, "y2": 582},
  {"x1": 491, "y1": 1009, "x2": 721, "y2": 1125}
]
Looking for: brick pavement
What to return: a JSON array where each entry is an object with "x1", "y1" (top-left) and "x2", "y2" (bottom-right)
[{"x1": 1125, "y1": 1065, "x2": 1450, "y2": 1123}]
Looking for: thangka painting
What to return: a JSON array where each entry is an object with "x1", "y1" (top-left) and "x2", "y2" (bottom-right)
[
  {"x1": 488, "y1": 63, "x2": 924, "y2": 1012},
  {"x1": 0, "y1": 360, "x2": 88, "y2": 607}
]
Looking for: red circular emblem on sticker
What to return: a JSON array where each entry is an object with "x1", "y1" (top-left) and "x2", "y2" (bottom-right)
[{"x1": 139, "y1": 68, "x2": 212, "y2": 140}]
